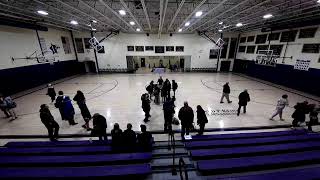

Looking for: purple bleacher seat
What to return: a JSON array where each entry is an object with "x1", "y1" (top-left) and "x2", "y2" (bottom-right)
[
  {"x1": 0, "y1": 164, "x2": 151, "y2": 179},
  {"x1": 0, "y1": 152, "x2": 152, "y2": 167},
  {"x1": 0, "y1": 146, "x2": 112, "y2": 155},
  {"x1": 214, "y1": 167, "x2": 320, "y2": 180},
  {"x1": 5, "y1": 140, "x2": 109, "y2": 148},
  {"x1": 191, "y1": 141, "x2": 320, "y2": 159},
  {"x1": 191, "y1": 129, "x2": 306, "y2": 141},
  {"x1": 185, "y1": 134, "x2": 320, "y2": 149},
  {"x1": 198, "y1": 150, "x2": 320, "y2": 175}
]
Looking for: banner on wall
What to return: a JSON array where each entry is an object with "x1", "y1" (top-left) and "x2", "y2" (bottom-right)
[{"x1": 294, "y1": 59, "x2": 311, "y2": 71}]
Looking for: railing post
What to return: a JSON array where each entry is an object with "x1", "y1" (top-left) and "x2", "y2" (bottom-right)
[
  {"x1": 171, "y1": 131, "x2": 177, "y2": 175},
  {"x1": 179, "y1": 157, "x2": 189, "y2": 180}
]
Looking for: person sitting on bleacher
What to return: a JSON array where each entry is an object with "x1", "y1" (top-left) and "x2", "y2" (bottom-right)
[
  {"x1": 92, "y1": 113, "x2": 107, "y2": 141},
  {"x1": 137, "y1": 125, "x2": 153, "y2": 151},
  {"x1": 111, "y1": 123, "x2": 123, "y2": 150},
  {"x1": 122, "y1": 123, "x2": 136, "y2": 151},
  {"x1": 39, "y1": 104, "x2": 59, "y2": 141}
]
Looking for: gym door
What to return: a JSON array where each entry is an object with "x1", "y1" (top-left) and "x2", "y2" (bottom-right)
[
  {"x1": 180, "y1": 58, "x2": 185, "y2": 68},
  {"x1": 141, "y1": 58, "x2": 146, "y2": 67},
  {"x1": 220, "y1": 61, "x2": 231, "y2": 72}
]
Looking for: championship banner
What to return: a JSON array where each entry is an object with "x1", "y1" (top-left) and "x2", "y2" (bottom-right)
[{"x1": 294, "y1": 59, "x2": 311, "y2": 71}]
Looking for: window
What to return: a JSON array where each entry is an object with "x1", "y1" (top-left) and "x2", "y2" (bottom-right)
[
  {"x1": 223, "y1": 38, "x2": 229, "y2": 45},
  {"x1": 166, "y1": 46, "x2": 174, "y2": 51},
  {"x1": 83, "y1": 38, "x2": 91, "y2": 49},
  {"x1": 220, "y1": 44, "x2": 228, "y2": 58},
  {"x1": 75, "y1": 38, "x2": 84, "y2": 53},
  {"x1": 255, "y1": 34, "x2": 268, "y2": 44},
  {"x1": 246, "y1": 46, "x2": 255, "y2": 54},
  {"x1": 238, "y1": 46, "x2": 246, "y2": 52},
  {"x1": 299, "y1": 28, "x2": 317, "y2": 38},
  {"x1": 39, "y1": 38, "x2": 47, "y2": 53},
  {"x1": 155, "y1": 46, "x2": 164, "y2": 53},
  {"x1": 269, "y1": 45, "x2": 283, "y2": 56},
  {"x1": 240, "y1": 37, "x2": 247, "y2": 43},
  {"x1": 61, "y1": 37, "x2": 71, "y2": 54},
  {"x1": 228, "y1": 38, "x2": 237, "y2": 58},
  {"x1": 127, "y1": 46, "x2": 134, "y2": 51},
  {"x1": 268, "y1": 33, "x2": 280, "y2": 41},
  {"x1": 280, "y1": 30, "x2": 298, "y2": 42},
  {"x1": 256, "y1": 45, "x2": 269, "y2": 53},
  {"x1": 135, "y1": 46, "x2": 144, "y2": 52},
  {"x1": 302, "y1": 44, "x2": 320, "y2": 53},
  {"x1": 145, "y1": 46, "x2": 154, "y2": 51},
  {"x1": 98, "y1": 46, "x2": 105, "y2": 53},
  {"x1": 209, "y1": 49, "x2": 219, "y2": 59},
  {"x1": 176, "y1": 46, "x2": 184, "y2": 52},
  {"x1": 247, "y1": 36, "x2": 255, "y2": 42}
]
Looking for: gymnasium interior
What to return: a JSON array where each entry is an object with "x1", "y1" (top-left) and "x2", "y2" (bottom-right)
[{"x1": 0, "y1": 0, "x2": 320, "y2": 179}]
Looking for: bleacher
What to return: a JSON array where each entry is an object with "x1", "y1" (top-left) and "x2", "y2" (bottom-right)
[{"x1": 184, "y1": 129, "x2": 320, "y2": 179}]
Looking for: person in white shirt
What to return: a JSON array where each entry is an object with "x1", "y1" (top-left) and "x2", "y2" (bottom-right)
[{"x1": 270, "y1": 94, "x2": 289, "y2": 121}]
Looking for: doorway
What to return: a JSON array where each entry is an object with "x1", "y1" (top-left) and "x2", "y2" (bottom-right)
[
  {"x1": 220, "y1": 61, "x2": 231, "y2": 72},
  {"x1": 180, "y1": 58, "x2": 185, "y2": 69},
  {"x1": 141, "y1": 58, "x2": 146, "y2": 67}
]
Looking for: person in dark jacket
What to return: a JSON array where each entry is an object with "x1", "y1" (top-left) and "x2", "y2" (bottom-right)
[
  {"x1": 55, "y1": 91, "x2": 65, "y2": 120},
  {"x1": 92, "y1": 113, "x2": 107, "y2": 141},
  {"x1": 146, "y1": 81, "x2": 154, "y2": 100},
  {"x1": 161, "y1": 86, "x2": 167, "y2": 103},
  {"x1": 141, "y1": 93, "x2": 151, "y2": 122},
  {"x1": 137, "y1": 124, "x2": 153, "y2": 151},
  {"x1": 46, "y1": 84, "x2": 56, "y2": 103},
  {"x1": 163, "y1": 97, "x2": 175, "y2": 132},
  {"x1": 164, "y1": 79, "x2": 171, "y2": 100},
  {"x1": 63, "y1": 96, "x2": 77, "y2": 125},
  {"x1": 237, "y1": 90, "x2": 250, "y2": 116},
  {"x1": 178, "y1": 101, "x2": 194, "y2": 140},
  {"x1": 1, "y1": 95, "x2": 17, "y2": 121},
  {"x1": 0, "y1": 95, "x2": 10, "y2": 118},
  {"x1": 122, "y1": 123, "x2": 136, "y2": 150},
  {"x1": 73, "y1": 90, "x2": 92, "y2": 130},
  {"x1": 158, "y1": 76, "x2": 164, "y2": 86},
  {"x1": 172, "y1": 80, "x2": 178, "y2": 97},
  {"x1": 292, "y1": 101, "x2": 309, "y2": 127},
  {"x1": 220, "y1": 82, "x2": 232, "y2": 103},
  {"x1": 153, "y1": 85, "x2": 160, "y2": 104},
  {"x1": 197, "y1": 105, "x2": 208, "y2": 135},
  {"x1": 39, "y1": 104, "x2": 59, "y2": 141},
  {"x1": 111, "y1": 123, "x2": 123, "y2": 149},
  {"x1": 306, "y1": 104, "x2": 319, "y2": 131}
]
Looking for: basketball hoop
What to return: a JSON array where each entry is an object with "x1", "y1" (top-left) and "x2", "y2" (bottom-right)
[
  {"x1": 215, "y1": 38, "x2": 225, "y2": 49},
  {"x1": 89, "y1": 37, "x2": 103, "y2": 51}
]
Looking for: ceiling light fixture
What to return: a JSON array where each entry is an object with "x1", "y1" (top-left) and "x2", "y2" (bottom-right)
[
  {"x1": 92, "y1": 28, "x2": 97, "y2": 31},
  {"x1": 136, "y1": 28, "x2": 141, "y2": 32},
  {"x1": 185, "y1": 22, "x2": 190, "y2": 27},
  {"x1": 178, "y1": 28, "x2": 182, "y2": 32},
  {"x1": 236, "y1": 23, "x2": 243, "y2": 27},
  {"x1": 195, "y1": 11, "x2": 203, "y2": 17},
  {"x1": 37, "y1": 10, "x2": 48, "y2": 15},
  {"x1": 119, "y1": 10, "x2": 126, "y2": 16},
  {"x1": 130, "y1": 21, "x2": 135, "y2": 25},
  {"x1": 263, "y1": 13, "x2": 273, "y2": 19},
  {"x1": 317, "y1": 0, "x2": 320, "y2": 3},
  {"x1": 218, "y1": 29, "x2": 222, "y2": 32},
  {"x1": 219, "y1": 22, "x2": 223, "y2": 25},
  {"x1": 70, "y1": 20, "x2": 78, "y2": 25},
  {"x1": 92, "y1": 20, "x2": 97, "y2": 23}
]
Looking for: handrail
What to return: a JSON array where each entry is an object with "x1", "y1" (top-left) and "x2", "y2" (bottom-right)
[
  {"x1": 169, "y1": 130, "x2": 177, "y2": 175},
  {"x1": 179, "y1": 157, "x2": 189, "y2": 180}
]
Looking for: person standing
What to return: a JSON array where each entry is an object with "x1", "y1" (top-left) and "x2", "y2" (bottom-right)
[
  {"x1": 153, "y1": 85, "x2": 160, "y2": 105},
  {"x1": 55, "y1": 91, "x2": 65, "y2": 120},
  {"x1": 307, "y1": 104, "x2": 319, "y2": 131},
  {"x1": 0, "y1": 95, "x2": 17, "y2": 121},
  {"x1": 161, "y1": 86, "x2": 167, "y2": 103},
  {"x1": 220, "y1": 82, "x2": 232, "y2": 103},
  {"x1": 146, "y1": 81, "x2": 154, "y2": 100},
  {"x1": 39, "y1": 104, "x2": 59, "y2": 141},
  {"x1": 270, "y1": 94, "x2": 289, "y2": 121},
  {"x1": 165, "y1": 79, "x2": 171, "y2": 100},
  {"x1": 178, "y1": 101, "x2": 194, "y2": 140},
  {"x1": 111, "y1": 123, "x2": 123, "y2": 149},
  {"x1": 197, "y1": 105, "x2": 208, "y2": 135},
  {"x1": 122, "y1": 123, "x2": 136, "y2": 151},
  {"x1": 63, "y1": 96, "x2": 77, "y2": 125},
  {"x1": 237, "y1": 90, "x2": 250, "y2": 116},
  {"x1": 137, "y1": 125, "x2": 153, "y2": 151},
  {"x1": 92, "y1": 113, "x2": 108, "y2": 141},
  {"x1": 163, "y1": 97, "x2": 175, "y2": 132},
  {"x1": 141, "y1": 93, "x2": 151, "y2": 122},
  {"x1": 0, "y1": 94, "x2": 11, "y2": 118},
  {"x1": 292, "y1": 101, "x2": 309, "y2": 127},
  {"x1": 46, "y1": 84, "x2": 56, "y2": 103},
  {"x1": 158, "y1": 76, "x2": 164, "y2": 86},
  {"x1": 73, "y1": 90, "x2": 92, "y2": 130},
  {"x1": 172, "y1": 80, "x2": 178, "y2": 97}
]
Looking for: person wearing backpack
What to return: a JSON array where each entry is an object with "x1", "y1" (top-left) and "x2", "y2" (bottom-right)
[{"x1": 0, "y1": 95, "x2": 17, "y2": 121}]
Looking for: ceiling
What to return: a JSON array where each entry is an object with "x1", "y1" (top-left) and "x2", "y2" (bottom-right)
[{"x1": 0, "y1": 0, "x2": 319, "y2": 35}]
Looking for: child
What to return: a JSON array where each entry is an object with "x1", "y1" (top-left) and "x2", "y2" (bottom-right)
[
  {"x1": 46, "y1": 84, "x2": 56, "y2": 103},
  {"x1": 270, "y1": 94, "x2": 289, "y2": 121}
]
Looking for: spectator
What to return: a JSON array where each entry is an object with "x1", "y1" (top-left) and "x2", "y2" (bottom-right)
[
  {"x1": 237, "y1": 90, "x2": 250, "y2": 116},
  {"x1": 0, "y1": 95, "x2": 17, "y2": 121},
  {"x1": 197, "y1": 105, "x2": 208, "y2": 135},
  {"x1": 46, "y1": 84, "x2": 56, "y2": 103},
  {"x1": 141, "y1": 93, "x2": 151, "y2": 122},
  {"x1": 111, "y1": 123, "x2": 123, "y2": 148},
  {"x1": 307, "y1": 104, "x2": 319, "y2": 131},
  {"x1": 39, "y1": 104, "x2": 59, "y2": 141},
  {"x1": 63, "y1": 96, "x2": 77, "y2": 125},
  {"x1": 220, "y1": 82, "x2": 232, "y2": 103},
  {"x1": 73, "y1": 90, "x2": 92, "y2": 130},
  {"x1": 0, "y1": 94, "x2": 11, "y2": 118},
  {"x1": 178, "y1": 101, "x2": 194, "y2": 140},
  {"x1": 146, "y1": 81, "x2": 154, "y2": 100},
  {"x1": 55, "y1": 91, "x2": 65, "y2": 120},
  {"x1": 153, "y1": 85, "x2": 160, "y2": 105},
  {"x1": 292, "y1": 101, "x2": 309, "y2": 127},
  {"x1": 158, "y1": 76, "x2": 164, "y2": 86},
  {"x1": 137, "y1": 124, "x2": 153, "y2": 151},
  {"x1": 172, "y1": 80, "x2": 178, "y2": 97},
  {"x1": 122, "y1": 123, "x2": 136, "y2": 150},
  {"x1": 164, "y1": 79, "x2": 171, "y2": 100},
  {"x1": 270, "y1": 94, "x2": 289, "y2": 121},
  {"x1": 92, "y1": 113, "x2": 108, "y2": 141},
  {"x1": 163, "y1": 97, "x2": 175, "y2": 132}
]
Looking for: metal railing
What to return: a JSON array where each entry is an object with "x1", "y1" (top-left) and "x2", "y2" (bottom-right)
[{"x1": 179, "y1": 157, "x2": 189, "y2": 180}]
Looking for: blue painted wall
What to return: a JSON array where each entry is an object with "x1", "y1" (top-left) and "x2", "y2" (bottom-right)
[
  {"x1": 0, "y1": 60, "x2": 85, "y2": 96},
  {"x1": 233, "y1": 59, "x2": 320, "y2": 97}
]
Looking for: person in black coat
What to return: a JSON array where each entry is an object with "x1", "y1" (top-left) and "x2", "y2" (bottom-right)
[
  {"x1": 220, "y1": 82, "x2": 232, "y2": 103},
  {"x1": 39, "y1": 104, "x2": 59, "y2": 141},
  {"x1": 122, "y1": 123, "x2": 136, "y2": 150},
  {"x1": 237, "y1": 90, "x2": 250, "y2": 116},
  {"x1": 137, "y1": 124, "x2": 153, "y2": 151},
  {"x1": 158, "y1": 76, "x2": 164, "y2": 86},
  {"x1": 92, "y1": 113, "x2": 107, "y2": 141},
  {"x1": 164, "y1": 79, "x2": 171, "y2": 100},
  {"x1": 141, "y1": 93, "x2": 151, "y2": 122},
  {"x1": 73, "y1": 90, "x2": 92, "y2": 130},
  {"x1": 146, "y1": 81, "x2": 154, "y2": 100},
  {"x1": 197, "y1": 105, "x2": 208, "y2": 135},
  {"x1": 292, "y1": 101, "x2": 309, "y2": 127},
  {"x1": 46, "y1": 84, "x2": 56, "y2": 103},
  {"x1": 163, "y1": 97, "x2": 175, "y2": 132},
  {"x1": 111, "y1": 123, "x2": 123, "y2": 149},
  {"x1": 153, "y1": 85, "x2": 160, "y2": 104},
  {"x1": 172, "y1": 80, "x2": 178, "y2": 97},
  {"x1": 306, "y1": 104, "x2": 319, "y2": 131},
  {"x1": 178, "y1": 101, "x2": 194, "y2": 140},
  {"x1": 0, "y1": 94, "x2": 10, "y2": 118},
  {"x1": 55, "y1": 91, "x2": 65, "y2": 120}
]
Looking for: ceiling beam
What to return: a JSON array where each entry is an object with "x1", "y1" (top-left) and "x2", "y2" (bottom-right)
[
  {"x1": 119, "y1": 0, "x2": 143, "y2": 31},
  {"x1": 159, "y1": 0, "x2": 168, "y2": 37},
  {"x1": 167, "y1": 0, "x2": 185, "y2": 32},
  {"x1": 177, "y1": 0, "x2": 207, "y2": 30},
  {"x1": 140, "y1": 0, "x2": 152, "y2": 30},
  {"x1": 158, "y1": 0, "x2": 164, "y2": 38}
]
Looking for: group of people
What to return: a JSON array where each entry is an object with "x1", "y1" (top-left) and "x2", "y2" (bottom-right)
[
  {"x1": 292, "y1": 101, "x2": 319, "y2": 131},
  {"x1": 0, "y1": 94, "x2": 18, "y2": 121}
]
